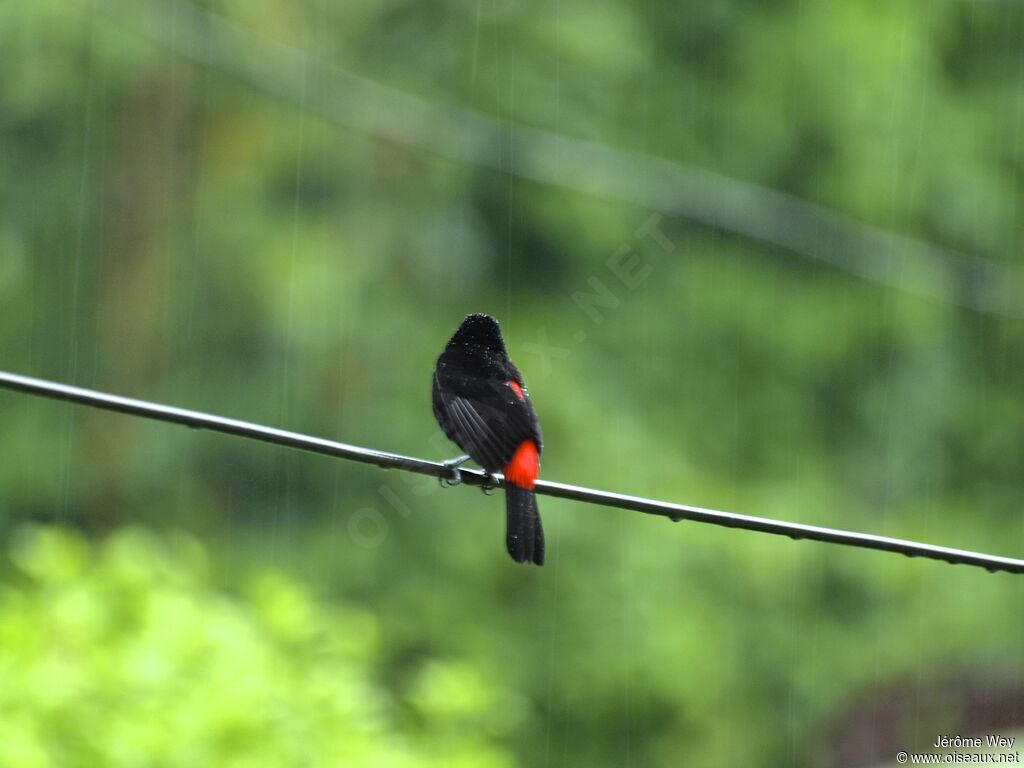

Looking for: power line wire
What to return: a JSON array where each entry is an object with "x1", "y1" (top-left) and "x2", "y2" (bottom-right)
[
  {"x1": 80, "y1": 0, "x2": 1024, "y2": 318},
  {"x1": 2, "y1": 369, "x2": 1021, "y2": 575}
]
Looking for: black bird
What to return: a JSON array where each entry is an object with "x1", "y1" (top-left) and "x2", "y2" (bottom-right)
[{"x1": 432, "y1": 313, "x2": 545, "y2": 565}]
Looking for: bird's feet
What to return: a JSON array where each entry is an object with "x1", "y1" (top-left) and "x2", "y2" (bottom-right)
[
  {"x1": 480, "y1": 470, "x2": 500, "y2": 495},
  {"x1": 439, "y1": 454, "x2": 471, "y2": 487}
]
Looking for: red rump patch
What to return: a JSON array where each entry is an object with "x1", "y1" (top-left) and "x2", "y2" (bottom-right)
[
  {"x1": 504, "y1": 439, "x2": 538, "y2": 489},
  {"x1": 508, "y1": 380, "x2": 525, "y2": 400}
]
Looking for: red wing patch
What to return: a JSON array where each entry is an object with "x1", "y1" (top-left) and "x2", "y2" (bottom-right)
[
  {"x1": 508, "y1": 380, "x2": 525, "y2": 401},
  {"x1": 504, "y1": 439, "x2": 538, "y2": 489}
]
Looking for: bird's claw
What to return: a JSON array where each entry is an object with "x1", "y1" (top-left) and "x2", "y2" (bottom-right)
[
  {"x1": 439, "y1": 455, "x2": 471, "y2": 488},
  {"x1": 480, "y1": 471, "x2": 500, "y2": 495}
]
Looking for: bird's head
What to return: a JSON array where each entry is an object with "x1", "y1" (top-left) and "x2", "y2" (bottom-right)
[{"x1": 447, "y1": 313, "x2": 507, "y2": 354}]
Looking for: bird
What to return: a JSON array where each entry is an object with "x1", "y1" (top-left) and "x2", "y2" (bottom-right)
[{"x1": 431, "y1": 313, "x2": 545, "y2": 565}]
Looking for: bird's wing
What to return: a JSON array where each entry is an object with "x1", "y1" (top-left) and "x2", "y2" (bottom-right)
[{"x1": 434, "y1": 374, "x2": 542, "y2": 471}]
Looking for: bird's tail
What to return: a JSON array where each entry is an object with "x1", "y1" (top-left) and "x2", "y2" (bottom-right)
[{"x1": 505, "y1": 483, "x2": 544, "y2": 565}]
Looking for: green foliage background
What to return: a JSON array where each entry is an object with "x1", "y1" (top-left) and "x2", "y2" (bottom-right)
[{"x1": 2, "y1": 1, "x2": 1023, "y2": 765}]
